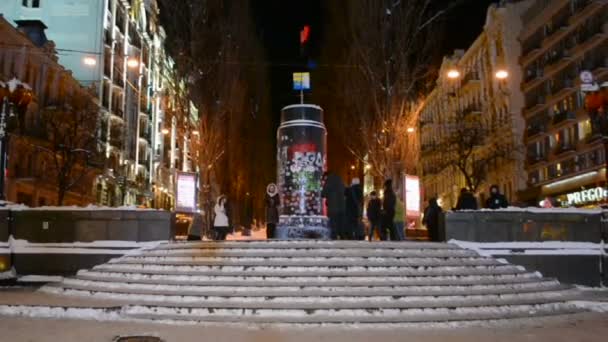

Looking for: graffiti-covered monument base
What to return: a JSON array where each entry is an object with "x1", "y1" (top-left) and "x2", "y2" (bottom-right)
[{"x1": 275, "y1": 104, "x2": 331, "y2": 239}]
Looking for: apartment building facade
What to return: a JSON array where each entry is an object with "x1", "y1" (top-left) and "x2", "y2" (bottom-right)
[
  {"x1": 419, "y1": 1, "x2": 531, "y2": 209},
  {"x1": 519, "y1": 0, "x2": 608, "y2": 207},
  {"x1": 0, "y1": 0, "x2": 199, "y2": 208},
  {"x1": 0, "y1": 15, "x2": 101, "y2": 206}
]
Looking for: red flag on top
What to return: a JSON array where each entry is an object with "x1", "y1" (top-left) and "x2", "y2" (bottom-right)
[{"x1": 300, "y1": 25, "x2": 310, "y2": 45}]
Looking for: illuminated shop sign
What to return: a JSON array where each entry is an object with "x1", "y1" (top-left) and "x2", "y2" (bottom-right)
[{"x1": 565, "y1": 187, "x2": 607, "y2": 206}]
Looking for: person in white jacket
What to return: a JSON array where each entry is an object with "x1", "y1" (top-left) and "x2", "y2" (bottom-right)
[{"x1": 213, "y1": 195, "x2": 230, "y2": 240}]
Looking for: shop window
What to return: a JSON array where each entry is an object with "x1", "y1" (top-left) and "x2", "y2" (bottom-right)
[{"x1": 579, "y1": 120, "x2": 592, "y2": 140}]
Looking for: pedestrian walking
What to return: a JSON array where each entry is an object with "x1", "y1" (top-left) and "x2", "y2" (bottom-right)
[
  {"x1": 485, "y1": 184, "x2": 509, "y2": 209},
  {"x1": 422, "y1": 198, "x2": 443, "y2": 242},
  {"x1": 455, "y1": 188, "x2": 478, "y2": 210},
  {"x1": 265, "y1": 183, "x2": 280, "y2": 239},
  {"x1": 366, "y1": 191, "x2": 382, "y2": 241},
  {"x1": 345, "y1": 178, "x2": 364, "y2": 240},
  {"x1": 242, "y1": 193, "x2": 253, "y2": 236},
  {"x1": 381, "y1": 179, "x2": 399, "y2": 241},
  {"x1": 213, "y1": 195, "x2": 231, "y2": 240},
  {"x1": 187, "y1": 213, "x2": 203, "y2": 241},
  {"x1": 321, "y1": 172, "x2": 346, "y2": 239}
]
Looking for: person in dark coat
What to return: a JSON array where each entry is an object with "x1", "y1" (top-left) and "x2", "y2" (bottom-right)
[
  {"x1": 187, "y1": 213, "x2": 204, "y2": 241},
  {"x1": 381, "y1": 179, "x2": 399, "y2": 241},
  {"x1": 345, "y1": 178, "x2": 364, "y2": 240},
  {"x1": 485, "y1": 184, "x2": 509, "y2": 209},
  {"x1": 455, "y1": 188, "x2": 478, "y2": 210},
  {"x1": 366, "y1": 191, "x2": 382, "y2": 241},
  {"x1": 321, "y1": 172, "x2": 346, "y2": 239},
  {"x1": 422, "y1": 198, "x2": 442, "y2": 242},
  {"x1": 265, "y1": 183, "x2": 280, "y2": 239}
]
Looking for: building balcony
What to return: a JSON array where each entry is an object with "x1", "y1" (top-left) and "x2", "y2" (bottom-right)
[
  {"x1": 570, "y1": 27, "x2": 608, "y2": 57},
  {"x1": 551, "y1": 111, "x2": 576, "y2": 126},
  {"x1": 569, "y1": 0, "x2": 608, "y2": 27},
  {"x1": 525, "y1": 124, "x2": 547, "y2": 139},
  {"x1": 541, "y1": 23, "x2": 570, "y2": 50},
  {"x1": 104, "y1": 29, "x2": 112, "y2": 47},
  {"x1": 109, "y1": 137, "x2": 124, "y2": 150},
  {"x1": 553, "y1": 143, "x2": 577, "y2": 156},
  {"x1": 523, "y1": 69, "x2": 545, "y2": 91},
  {"x1": 543, "y1": 50, "x2": 573, "y2": 76},
  {"x1": 523, "y1": 96, "x2": 546, "y2": 116},
  {"x1": 527, "y1": 154, "x2": 548, "y2": 166},
  {"x1": 548, "y1": 78, "x2": 575, "y2": 100}
]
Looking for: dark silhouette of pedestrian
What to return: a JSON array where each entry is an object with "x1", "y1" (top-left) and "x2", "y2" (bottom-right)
[
  {"x1": 366, "y1": 191, "x2": 382, "y2": 241},
  {"x1": 455, "y1": 188, "x2": 478, "y2": 210},
  {"x1": 485, "y1": 184, "x2": 509, "y2": 209},
  {"x1": 321, "y1": 172, "x2": 346, "y2": 239},
  {"x1": 423, "y1": 198, "x2": 442, "y2": 242},
  {"x1": 345, "y1": 178, "x2": 364, "y2": 240},
  {"x1": 381, "y1": 179, "x2": 399, "y2": 241},
  {"x1": 265, "y1": 183, "x2": 280, "y2": 239}
]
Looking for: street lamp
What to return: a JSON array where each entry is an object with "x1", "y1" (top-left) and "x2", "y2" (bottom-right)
[
  {"x1": 127, "y1": 58, "x2": 140, "y2": 69},
  {"x1": 447, "y1": 69, "x2": 460, "y2": 79},
  {"x1": 407, "y1": 127, "x2": 415, "y2": 133},
  {"x1": 161, "y1": 128, "x2": 170, "y2": 135},
  {"x1": 83, "y1": 57, "x2": 97, "y2": 66},
  {"x1": 0, "y1": 78, "x2": 33, "y2": 201},
  {"x1": 495, "y1": 69, "x2": 509, "y2": 80}
]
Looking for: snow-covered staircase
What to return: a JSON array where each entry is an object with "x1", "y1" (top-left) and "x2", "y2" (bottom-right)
[{"x1": 40, "y1": 241, "x2": 582, "y2": 324}]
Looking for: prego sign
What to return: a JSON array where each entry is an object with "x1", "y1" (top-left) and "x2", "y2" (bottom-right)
[{"x1": 566, "y1": 187, "x2": 607, "y2": 206}]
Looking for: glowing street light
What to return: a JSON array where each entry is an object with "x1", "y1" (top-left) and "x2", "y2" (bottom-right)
[
  {"x1": 192, "y1": 130, "x2": 200, "y2": 136},
  {"x1": 83, "y1": 57, "x2": 97, "y2": 66},
  {"x1": 161, "y1": 128, "x2": 170, "y2": 135},
  {"x1": 495, "y1": 69, "x2": 509, "y2": 80},
  {"x1": 350, "y1": 165, "x2": 356, "y2": 170},
  {"x1": 447, "y1": 69, "x2": 460, "y2": 79},
  {"x1": 127, "y1": 58, "x2": 140, "y2": 69},
  {"x1": 406, "y1": 127, "x2": 415, "y2": 133}
]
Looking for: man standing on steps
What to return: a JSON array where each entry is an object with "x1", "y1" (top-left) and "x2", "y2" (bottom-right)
[
  {"x1": 265, "y1": 183, "x2": 280, "y2": 239},
  {"x1": 381, "y1": 179, "x2": 399, "y2": 241},
  {"x1": 345, "y1": 178, "x2": 364, "y2": 240},
  {"x1": 322, "y1": 172, "x2": 346, "y2": 239}
]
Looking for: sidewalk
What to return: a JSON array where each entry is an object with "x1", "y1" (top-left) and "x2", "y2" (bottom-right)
[{"x1": 0, "y1": 312, "x2": 607, "y2": 342}]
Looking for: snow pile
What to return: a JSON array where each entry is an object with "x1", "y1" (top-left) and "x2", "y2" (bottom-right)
[
  {"x1": 448, "y1": 207, "x2": 605, "y2": 215},
  {"x1": 569, "y1": 301, "x2": 608, "y2": 313},
  {"x1": 450, "y1": 240, "x2": 604, "y2": 256},
  {"x1": 7, "y1": 204, "x2": 163, "y2": 212},
  {"x1": 17, "y1": 275, "x2": 63, "y2": 283},
  {"x1": 0, "y1": 268, "x2": 16, "y2": 280}
]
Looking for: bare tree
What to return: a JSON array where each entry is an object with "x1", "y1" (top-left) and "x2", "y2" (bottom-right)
[
  {"x1": 38, "y1": 94, "x2": 101, "y2": 205},
  {"x1": 318, "y1": 0, "x2": 448, "y2": 184},
  {"x1": 432, "y1": 108, "x2": 518, "y2": 193},
  {"x1": 159, "y1": 0, "x2": 273, "y2": 223}
]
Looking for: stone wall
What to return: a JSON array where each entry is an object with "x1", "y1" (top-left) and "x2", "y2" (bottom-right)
[
  {"x1": 442, "y1": 210, "x2": 607, "y2": 286},
  {"x1": 4, "y1": 209, "x2": 174, "y2": 276}
]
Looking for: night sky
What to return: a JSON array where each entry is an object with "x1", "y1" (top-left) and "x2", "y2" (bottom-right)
[
  {"x1": 252, "y1": 0, "x2": 496, "y2": 113},
  {"x1": 251, "y1": 0, "x2": 497, "y2": 172}
]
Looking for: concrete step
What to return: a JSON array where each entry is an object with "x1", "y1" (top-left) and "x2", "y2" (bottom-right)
[
  {"x1": 122, "y1": 303, "x2": 581, "y2": 323},
  {"x1": 113, "y1": 256, "x2": 501, "y2": 267},
  {"x1": 155, "y1": 241, "x2": 460, "y2": 250},
  {"x1": 141, "y1": 248, "x2": 480, "y2": 258},
  {"x1": 41, "y1": 286, "x2": 578, "y2": 310},
  {"x1": 92, "y1": 264, "x2": 528, "y2": 277},
  {"x1": 48, "y1": 278, "x2": 567, "y2": 298},
  {"x1": 75, "y1": 270, "x2": 543, "y2": 287}
]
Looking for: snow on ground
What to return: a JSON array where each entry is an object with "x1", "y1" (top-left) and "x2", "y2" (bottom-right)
[
  {"x1": 17, "y1": 275, "x2": 63, "y2": 283},
  {"x1": 449, "y1": 207, "x2": 606, "y2": 214},
  {"x1": 2, "y1": 203, "x2": 162, "y2": 211},
  {"x1": 0, "y1": 268, "x2": 16, "y2": 280},
  {"x1": 450, "y1": 240, "x2": 605, "y2": 257},
  {"x1": 570, "y1": 301, "x2": 608, "y2": 313}
]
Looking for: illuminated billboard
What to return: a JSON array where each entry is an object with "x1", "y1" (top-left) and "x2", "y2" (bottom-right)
[
  {"x1": 405, "y1": 175, "x2": 421, "y2": 218},
  {"x1": 175, "y1": 171, "x2": 197, "y2": 213}
]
